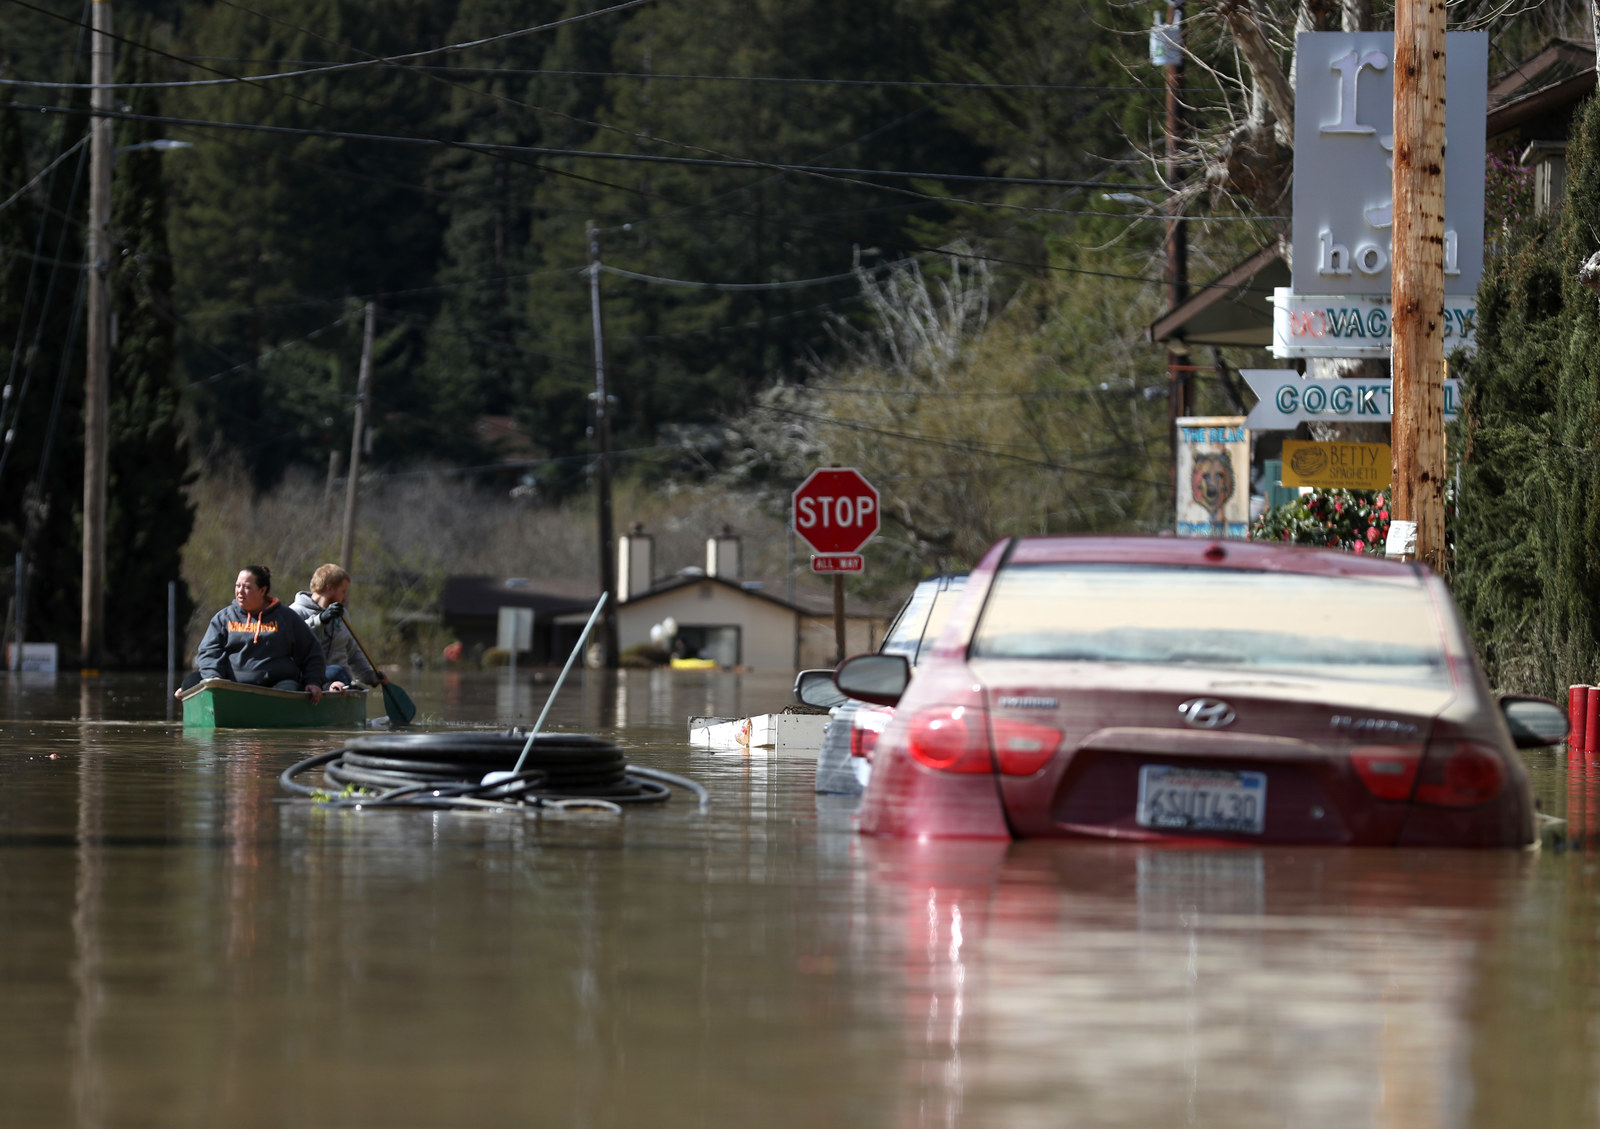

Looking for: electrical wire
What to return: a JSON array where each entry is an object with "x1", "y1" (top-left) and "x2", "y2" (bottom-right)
[
  {"x1": 2, "y1": 98, "x2": 1165, "y2": 192},
  {"x1": 0, "y1": 0, "x2": 662, "y2": 90},
  {"x1": 598, "y1": 263, "x2": 862, "y2": 291},
  {"x1": 0, "y1": 64, "x2": 1194, "y2": 94},
  {"x1": 757, "y1": 403, "x2": 1169, "y2": 488}
]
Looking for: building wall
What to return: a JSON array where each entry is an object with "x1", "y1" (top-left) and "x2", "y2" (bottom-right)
[
  {"x1": 618, "y1": 582, "x2": 888, "y2": 671},
  {"x1": 618, "y1": 583, "x2": 798, "y2": 670}
]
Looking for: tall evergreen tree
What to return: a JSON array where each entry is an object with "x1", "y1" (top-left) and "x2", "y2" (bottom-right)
[
  {"x1": 105, "y1": 47, "x2": 195, "y2": 667},
  {"x1": 168, "y1": 0, "x2": 452, "y2": 486},
  {"x1": 518, "y1": 0, "x2": 996, "y2": 476},
  {"x1": 421, "y1": 0, "x2": 564, "y2": 453},
  {"x1": 1455, "y1": 95, "x2": 1600, "y2": 696},
  {"x1": 0, "y1": 89, "x2": 88, "y2": 653}
]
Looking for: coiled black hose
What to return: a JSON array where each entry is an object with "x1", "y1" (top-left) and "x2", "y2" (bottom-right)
[{"x1": 280, "y1": 731, "x2": 708, "y2": 812}]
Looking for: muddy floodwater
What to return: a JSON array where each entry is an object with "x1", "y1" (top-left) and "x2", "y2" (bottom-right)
[{"x1": 1, "y1": 669, "x2": 1597, "y2": 1127}]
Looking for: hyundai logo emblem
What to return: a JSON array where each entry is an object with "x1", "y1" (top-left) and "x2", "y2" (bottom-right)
[{"x1": 1178, "y1": 698, "x2": 1236, "y2": 729}]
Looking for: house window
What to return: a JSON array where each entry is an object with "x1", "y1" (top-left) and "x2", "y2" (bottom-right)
[{"x1": 1521, "y1": 140, "x2": 1567, "y2": 217}]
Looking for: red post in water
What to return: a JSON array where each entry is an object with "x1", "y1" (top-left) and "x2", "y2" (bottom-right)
[
  {"x1": 1572, "y1": 685, "x2": 1590, "y2": 757},
  {"x1": 1585, "y1": 686, "x2": 1600, "y2": 766}
]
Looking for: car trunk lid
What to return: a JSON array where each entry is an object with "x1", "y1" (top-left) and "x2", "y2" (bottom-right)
[{"x1": 969, "y1": 661, "x2": 1449, "y2": 845}]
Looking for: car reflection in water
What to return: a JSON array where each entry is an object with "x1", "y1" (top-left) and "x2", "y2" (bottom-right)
[
  {"x1": 836, "y1": 536, "x2": 1568, "y2": 848},
  {"x1": 853, "y1": 836, "x2": 1536, "y2": 1129}
]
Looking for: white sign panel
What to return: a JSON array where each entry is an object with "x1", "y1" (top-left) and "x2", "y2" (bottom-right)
[
  {"x1": 1175, "y1": 417, "x2": 1250, "y2": 538},
  {"x1": 1241, "y1": 369, "x2": 1460, "y2": 430},
  {"x1": 6, "y1": 642, "x2": 58, "y2": 673},
  {"x1": 1292, "y1": 32, "x2": 1487, "y2": 297},
  {"x1": 496, "y1": 606, "x2": 533, "y2": 652},
  {"x1": 1272, "y1": 289, "x2": 1478, "y2": 357}
]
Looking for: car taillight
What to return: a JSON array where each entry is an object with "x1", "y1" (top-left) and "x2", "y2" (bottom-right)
[
  {"x1": 1412, "y1": 741, "x2": 1505, "y2": 808},
  {"x1": 1350, "y1": 744, "x2": 1423, "y2": 801},
  {"x1": 905, "y1": 707, "x2": 1064, "y2": 775},
  {"x1": 907, "y1": 706, "x2": 993, "y2": 774},
  {"x1": 990, "y1": 717, "x2": 1065, "y2": 776},
  {"x1": 851, "y1": 707, "x2": 893, "y2": 760}
]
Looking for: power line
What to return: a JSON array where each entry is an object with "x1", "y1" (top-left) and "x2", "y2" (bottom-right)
[
  {"x1": 0, "y1": 64, "x2": 1202, "y2": 95},
  {"x1": 0, "y1": 0, "x2": 663, "y2": 90},
  {"x1": 757, "y1": 404, "x2": 1168, "y2": 487},
  {"x1": 3, "y1": 99, "x2": 1162, "y2": 193},
  {"x1": 598, "y1": 263, "x2": 865, "y2": 291}
]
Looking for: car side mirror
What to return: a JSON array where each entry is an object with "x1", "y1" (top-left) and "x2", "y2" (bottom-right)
[
  {"x1": 834, "y1": 653, "x2": 911, "y2": 707},
  {"x1": 1499, "y1": 695, "x2": 1570, "y2": 749},
  {"x1": 794, "y1": 668, "x2": 848, "y2": 710}
]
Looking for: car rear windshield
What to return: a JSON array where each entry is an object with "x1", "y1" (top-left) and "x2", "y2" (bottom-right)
[{"x1": 969, "y1": 563, "x2": 1449, "y2": 686}]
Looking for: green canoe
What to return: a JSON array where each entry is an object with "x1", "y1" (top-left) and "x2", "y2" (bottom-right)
[{"x1": 180, "y1": 678, "x2": 370, "y2": 729}]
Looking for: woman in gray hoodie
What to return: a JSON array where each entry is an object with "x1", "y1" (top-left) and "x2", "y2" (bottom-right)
[{"x1": 188, "y1": 565, "x2": 327, "y2": 702}]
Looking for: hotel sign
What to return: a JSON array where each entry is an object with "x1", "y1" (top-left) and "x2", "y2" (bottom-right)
[
  {"x1": 1242, "y1": 369, "x2": 1460, "y2": 430},
  {"x1": 1291, "y1": 32, "x2": 1487, "y2": 297},
  {"x1": 1272, "y1": 289, "x2": 1477, "y2": 358}
]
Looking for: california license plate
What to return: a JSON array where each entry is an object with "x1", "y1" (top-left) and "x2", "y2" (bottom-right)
[{"x1": 1136, "y1": 765, "x2": 1267, "y2": 835}]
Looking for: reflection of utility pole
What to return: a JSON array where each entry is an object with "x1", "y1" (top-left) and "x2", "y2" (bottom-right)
[
  {"x1": 1163, "y1": 0, "x2": 1191, "y2": 502},
  {"x1": 1391, "y1": 0, "x2": 1447, "y2": 569},
  {"x1": 339, "y1": 302, "x2": 374, "y2": 572},
  {"x1": 587, "y1": 222, "x2": 619, "y2": 668},
  {"x1": 81, "y1": 0, "x2": 112, "y2": 672}
]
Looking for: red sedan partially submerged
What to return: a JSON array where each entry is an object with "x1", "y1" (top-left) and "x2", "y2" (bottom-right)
[{"x1": 837, "y1": 536, "x2": 1566, "y2": 848}]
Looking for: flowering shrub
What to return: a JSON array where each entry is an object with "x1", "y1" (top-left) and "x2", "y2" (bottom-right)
[
  {"x1": 1484, "y1": 152, "x2": 1534, "y2": 240},
  {"x1": 1249, "y1": 489, "x2": 1391, "y2": 553}
]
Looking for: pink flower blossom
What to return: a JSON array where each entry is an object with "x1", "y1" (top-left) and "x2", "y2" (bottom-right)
[
  {"x1": 1366, "y1": 527, "x2": 1378, "y2": 542},
  {"x1": 1334, "y1": 500, "x2": 1344, "y2": 513}
]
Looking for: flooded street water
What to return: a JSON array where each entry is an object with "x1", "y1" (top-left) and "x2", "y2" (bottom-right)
[{"x1": 1, "y1": 669, "x2": 1595, "y2": 1127}]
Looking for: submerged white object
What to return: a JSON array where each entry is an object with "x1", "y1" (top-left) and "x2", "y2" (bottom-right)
[{"x1": 688, "y1": 712, "x2": 829, "y2": 756}]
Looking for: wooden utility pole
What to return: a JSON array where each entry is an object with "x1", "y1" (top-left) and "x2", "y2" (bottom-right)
[
  {"x1": 1391, "y1": 0, "x2": 1448, "y2": 570},
  {"x1": 339, "y1": 302, "x2": 374, "y2": 572},
  {"x1": 81, "y1": 0, "x2": 112, "y2": 672},
  {"x1": 832, "y1": 576, "x2": 846, "y2": 665},
  {"x1": 1164, "y1": 0, "x2": 1191, "y2": 500},
  {"x1": 587, "y1": 222, "x2": 619, "y2": 669}
]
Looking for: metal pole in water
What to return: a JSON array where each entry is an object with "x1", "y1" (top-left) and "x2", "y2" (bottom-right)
[
  {"x1": 10, "y1": 551, "x2": 21, "y2": 671},
  {"x1": 166, "y1": 580, "x2": 175, "y2": 699},
  {"x1": 510, "y1": 592, "x2": 609, "y2": 777}
]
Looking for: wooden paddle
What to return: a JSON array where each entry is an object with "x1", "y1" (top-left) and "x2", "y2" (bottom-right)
[{"x1": 339, "y1": 616, "x2": 418, "y2": 725}]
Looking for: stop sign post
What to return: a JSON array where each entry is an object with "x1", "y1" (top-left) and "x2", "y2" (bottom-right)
[{"x1": 793, "y1": 468, "x2": 879, "y2": 662}]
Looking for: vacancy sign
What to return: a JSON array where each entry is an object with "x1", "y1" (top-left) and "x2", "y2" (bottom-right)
[{"x1": 793, "y1": 468, "x2": 879, "y2": 573}]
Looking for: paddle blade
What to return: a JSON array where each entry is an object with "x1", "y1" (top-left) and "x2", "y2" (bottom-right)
[{"x1": 381, "y1": 681, "x2": 417, "y2": 725}]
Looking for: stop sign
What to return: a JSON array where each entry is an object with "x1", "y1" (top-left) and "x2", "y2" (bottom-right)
[{"x1": 792, "y1": 468, "x2": 879, "y2": 555}]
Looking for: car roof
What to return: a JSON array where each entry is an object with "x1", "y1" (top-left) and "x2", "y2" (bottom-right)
[{"x1": 1000, "y1": 535, "x2": 1426, "y2": 581}]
